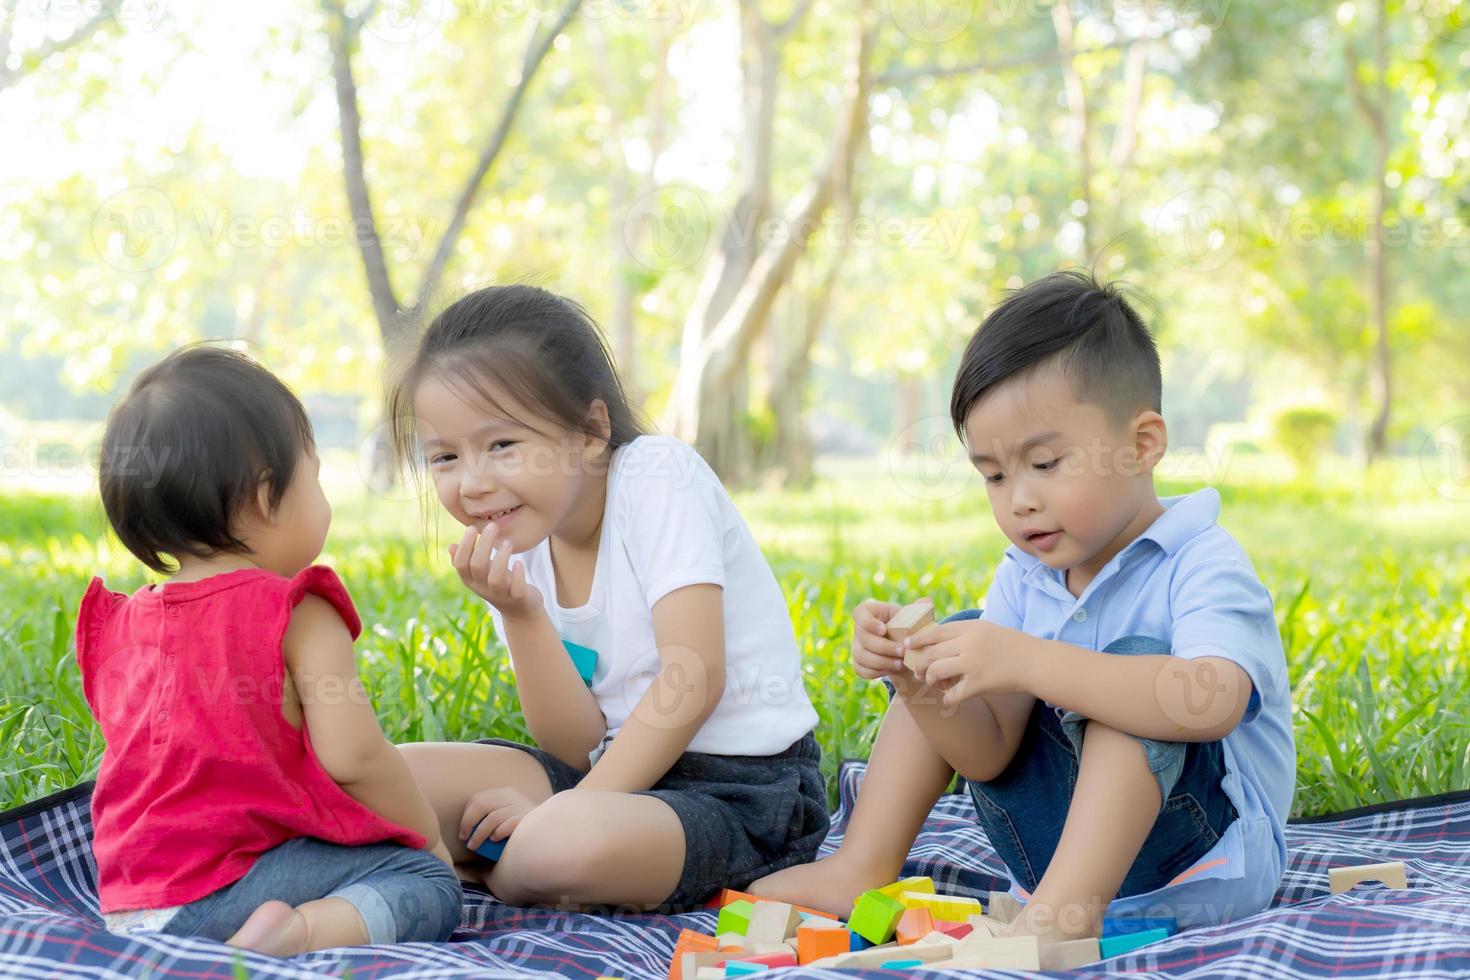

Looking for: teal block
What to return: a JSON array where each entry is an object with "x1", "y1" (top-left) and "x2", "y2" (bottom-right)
[
  {"x1": 1100, "y1": 926, "x2": 1171, "y2": 958},
  {"x1": 881, "y1": 959, "x2": 923, "y2": 969},
  {"x1": 724, "y1": 963, "x2": 768, "y2": 977},
  {"x1": 850, "y1": 931, "x2": 873, "y2": 951},
  {"x1": 1103, "y1": 915, "x2": 1177, "y2": 938},
  {"x1": 562, "y1": 640, "x2": 598, "y2": 685}
]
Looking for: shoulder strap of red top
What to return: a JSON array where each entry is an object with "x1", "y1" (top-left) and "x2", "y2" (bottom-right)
[{"x1": 285, "y1": 565, "x2": 362, "y2": 640}]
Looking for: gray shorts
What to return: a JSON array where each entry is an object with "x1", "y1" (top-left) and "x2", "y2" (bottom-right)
[{"x1": 476, "y1": 732, "x2": 828, "y2": 911}]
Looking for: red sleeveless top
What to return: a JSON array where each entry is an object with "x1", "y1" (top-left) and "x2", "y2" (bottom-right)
[{"x1": 75, "y1": 566, "x2": 426, "y2": 913}]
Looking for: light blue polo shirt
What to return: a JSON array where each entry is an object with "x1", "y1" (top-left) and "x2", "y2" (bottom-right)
[{"x1": 982, "y1": 487, "x2": 1295, "y2": 925}]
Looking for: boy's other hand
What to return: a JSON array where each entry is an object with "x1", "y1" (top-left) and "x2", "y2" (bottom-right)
[{"x1": 851, "y1": 599, "x2": 905, "y2": 679}]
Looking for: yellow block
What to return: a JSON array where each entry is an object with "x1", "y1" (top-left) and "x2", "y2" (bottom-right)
[
  {"x1": 878, "y1": 876, "x2": 935, "y2": 900},
  {"x1": 898, "y1": 891, "x2": 983, "y2": 922}
]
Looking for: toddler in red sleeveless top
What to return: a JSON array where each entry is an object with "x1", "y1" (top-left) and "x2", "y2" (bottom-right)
[{"x1": 77, "y1": 345, "x2": 461, "y2": 955}]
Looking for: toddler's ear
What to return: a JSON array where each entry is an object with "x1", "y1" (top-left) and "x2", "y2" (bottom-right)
[
  {"x1": 252, "y1": 470, "x2": 279, "y2": 524},
  {"x1": 1133, "y1": 411, "x2": 1168, "y2": 472},
  {"x1": 583, "y1": 398, "x2": 612, "y2": 457}
]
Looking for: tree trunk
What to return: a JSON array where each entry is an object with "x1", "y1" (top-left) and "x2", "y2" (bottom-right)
[{"x1": 1052, "y1": 1, "x2": 1092, "y2": 258}]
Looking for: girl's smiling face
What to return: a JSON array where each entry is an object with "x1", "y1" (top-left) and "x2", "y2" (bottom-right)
[{"x1": 413, "y1": 373, "x2": 611, "y2": 553}]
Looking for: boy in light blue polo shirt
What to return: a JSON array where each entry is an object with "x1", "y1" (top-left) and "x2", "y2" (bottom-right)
[{"x1": 754, "y1": 270, "x2": 1295, "y2": 943}]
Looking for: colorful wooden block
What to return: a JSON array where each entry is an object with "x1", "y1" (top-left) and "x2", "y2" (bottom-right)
[
  {"x1": 1102, "y1": 915, "x2": 1177, "y2": 937},
  {"x1": 897, "y1": 890, "x2": 983, "y2": 922},
  {"x1": 940, "y1": 934, "x2": 1041, "y2": 970},
  {"x1": 722, "y1": 963, "x2": 766, "y2": 977},
  {"x1": 850, "y1": 931, "x2": 873, "y2": 951},
  {"x1": 813, "y1": 941, "x2": 955, "y2": 970},
  {"x1": 715, "y1": 899, "x2": 754, "y2": 937},
  {"x1": 796, "y1": 921, "x2": 851, "y2": 965},
  {"x1": 895, "y1": 908, "x2": 934, "y2": 945},
  {"x1": 878, "y1": 876, "x2": 935, "y2": 900},
  {"x1": 1099, "y1": 926, "x2": 1171, "y2": 958},
  {"x1": 932, "y1": 918, "x2": 973, "y2": 940},
  {"x1": 882, "y1": 960, "x2": 923, "y2": 969},
  {"x1": 741, "y1": 951, "x2": 797, "y2": 968},
  {"x1": 679, "y1": 952, "x2": 731, "y2": 980},
  {"x1": 1329, "y1": 860, "x2": 1408, "y2": 894},
  {"x1": 745, "y1": 901, "x2": 801, "y2": 944},
  {"x1": 849, "y1": 889, "x2": 906, "y2": 944},
  {"x1": 715, "y1": 933, "x2": 744, "y2": 950},
  {"x1": 986, "y1": 890, "x2": 1022, "y2": 924},
  {"x1": 562, "y1": 639, "x2": 598, "y2": 685},
  {"x1": 668, "y1": 930, "x2": 719, "y2": 980},
  {"x1": 468, "y1": 817, "x2": 507, "y2": 860},
  {"x1": 1040, "y1": 936, "x2": 1101, "y2": 970}
]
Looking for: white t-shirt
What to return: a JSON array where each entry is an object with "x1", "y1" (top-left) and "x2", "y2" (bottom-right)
[{"x1": 486, "y1": 435, "x2": 818, "y2": 760}]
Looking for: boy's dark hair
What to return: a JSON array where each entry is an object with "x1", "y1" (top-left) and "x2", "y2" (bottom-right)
[
  {"x1": 386, "y1": 284, "x2": 649, "y2": 472},
  {"x1": 950, "y1": 269, "x2": 1161, "y2": 439},
  {"x1": 99, "y1": 345, "x2": 315, "y2": 574}
]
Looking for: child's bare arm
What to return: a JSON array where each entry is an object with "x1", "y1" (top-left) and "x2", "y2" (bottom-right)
[
  {"x1": 283, "y1": 595, "x2": 443, "y2": 849},
  {"x1": 576, "y1": 583, "x2": 726, "y2": 793},
  {"x1": 450, "y1": 523, "x2": 606, "y2": 767}
]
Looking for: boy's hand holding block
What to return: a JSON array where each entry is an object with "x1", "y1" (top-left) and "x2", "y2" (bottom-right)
[{"x1": 887, "y1": 600, "x2": 936, "y2": 672}]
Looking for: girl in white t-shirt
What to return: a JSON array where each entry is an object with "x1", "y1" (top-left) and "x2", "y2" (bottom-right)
[{"x1": 388, "y1": 285, "x2": 826, "y2": 910}]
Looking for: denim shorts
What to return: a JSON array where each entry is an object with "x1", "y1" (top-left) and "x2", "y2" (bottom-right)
[
  {"x1": 159, "y1": 836, "x2": 463, "y2": 944},
  {"x1": 907, "y1": 610, "x2": 1238, "y2": 899},
  {"x1": 476, "y1": 733, "x2": 829, "y2": 911}
]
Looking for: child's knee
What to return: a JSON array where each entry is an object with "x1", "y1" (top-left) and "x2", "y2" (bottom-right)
[{"x1": 1077, "y1": 719, "x2": 1185, "y2": 805}]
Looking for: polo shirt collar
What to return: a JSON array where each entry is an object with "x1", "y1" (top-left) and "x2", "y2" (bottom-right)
[{"x1": 1001, "y1": 487, "x2": 1222, "y2": 583}]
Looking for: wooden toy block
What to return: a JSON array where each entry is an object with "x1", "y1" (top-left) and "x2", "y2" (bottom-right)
[
  {"x1": 810, "y1": 941, "x2": 955, "y2": 970},
  {"x1": 850, "y1": 931, "x2": 872, "y2": 951},
  {"x1": 745, "y1": 901, "x2": 801, "y2": 944},
  {"x1": 694, "y1": 969, "x2": 725, "y2": 980},
  {"x1": 897, "y1": 890, "x2": 982, "y2": 922},
  {"x1": 895, "y1": 907, "x2": 934, "y2": 945},
  {"x1": 468, "y1": 818, "x2": 507, "y2": 861},
  {"x1": 1329, "y1": 860, "x2": 1408, "y2": 894},
  {"x1": 680, "y1": 952, "x2": 732, "y2": 980},
  {"x1": 715, "y1": 899, "x2": 754, "y2": 937},
  {"x1": 849, "y1": 889, "x2": 906, "y2": 944},
  {"x1": 1099, "y1": 926, "x2": 1171, "y2": 958},
  {"x1": 1102, "y1": 915, "x2": 1177, "y2": 937},
  {"x1": 668, "y1": 929, "x2": 719, "y2": 980},
  {"x1": 878, "y1": 875, "x2": 935, "y2": 899},
  {"x1": 889, "y1": 600, "x2": 936, "y2": 671},
  {"x1": 1040, "y1": 936, "x2": 1101, "y2": 970},
  {"x1": 562, "y1": 639, "x2": 598, "y2": 685},
  {"x1": 934, "y1": 934, "x2": 1041, "y2": 971},
  {"x1": 932, "y1": 918, "x2": 973, "y2": 940},
  {"x1": 715, "y1": 933, "x2": 745, "y2": 950},
  {"x1": 703, "y1": 889, "x2": 840, "y2": 921},
  {"x1": 987, "y1": 890, "x2": 1022, "y2": 924},
  {"x1": 964, "y1": 914, "x2": 1005, "y2": 939},
  {"x1": 749, "y1": 943, "x2": 788, "y2": 955},
  {"x1": 796, "y1": 921, "x2": 851, "y2": 965},
  {"x1": 722, "y1": 963, "x2": 766, "y2": 977},
  {"x1": 741, "y1": 951, "x2": 796, "y2": 968},
  {"x1": 881, "y1": 960, "x2": 922, "y2": 969}
]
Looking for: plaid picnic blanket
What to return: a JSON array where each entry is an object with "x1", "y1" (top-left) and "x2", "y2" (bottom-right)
[{"x1": 2, "y1": 762, "x2": 1467, "y2": 978}]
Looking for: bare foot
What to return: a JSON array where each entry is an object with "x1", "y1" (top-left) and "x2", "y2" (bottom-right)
[
  {"x1": 749, "y1": 850, "x2": 898, "y2": 918},
  {"x1": 227, "y1": 900, "x2": 308, "y2": 957}
]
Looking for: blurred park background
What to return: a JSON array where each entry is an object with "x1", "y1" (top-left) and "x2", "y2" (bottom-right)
[{"x1": 2, "y1": 0, "x2": 1469, "y2": 814}]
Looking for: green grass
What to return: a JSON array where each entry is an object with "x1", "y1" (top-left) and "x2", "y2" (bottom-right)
[{"x1": 2, "y1": 454, "x2": 1467, "y2": 817}]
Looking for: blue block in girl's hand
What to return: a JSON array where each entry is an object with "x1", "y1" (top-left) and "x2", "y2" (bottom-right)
[
  {"x1": 470, "y1": 819, "x2": 506, "y2": 861},
  {"x1": 563, "y1": 640, "x2": 598, "y2": 686}
]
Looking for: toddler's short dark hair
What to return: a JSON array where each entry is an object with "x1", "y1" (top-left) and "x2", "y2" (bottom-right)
[
  {"x1": 99, "y1": 345, "x2": 314, "y2": 574},
  {"x1": 950, "y1": 270, "x2": 1161, "y2": 439}
]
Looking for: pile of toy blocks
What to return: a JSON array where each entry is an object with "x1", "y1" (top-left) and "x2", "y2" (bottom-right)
[{"x1": 664, "y1": 878, "x2": 1188, "y2": 977}]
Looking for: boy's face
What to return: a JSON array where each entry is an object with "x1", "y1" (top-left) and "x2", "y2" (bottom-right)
[{"x1": 964, "y1": 367, "x2": 1165, "y2": 577}]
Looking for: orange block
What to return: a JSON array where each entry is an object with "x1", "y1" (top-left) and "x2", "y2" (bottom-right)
[
  {"x1": 668, "y1": 929, "x2": 718, "y2": 980},
  {"x1": 704, "y1": 889, "x2": 840, "y2": 921},
  {"x1": 797, "y1": 923, "x2": 852, "y2": 965},
  {"x1": 896, "y1": 908, "x2": 935, "y2": 945}
]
